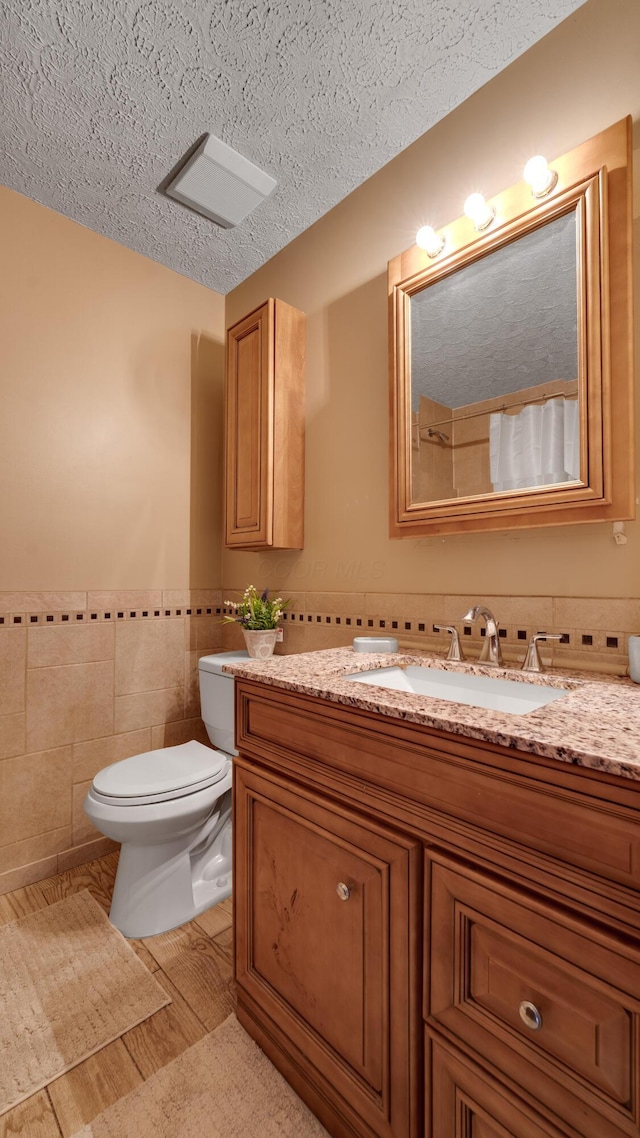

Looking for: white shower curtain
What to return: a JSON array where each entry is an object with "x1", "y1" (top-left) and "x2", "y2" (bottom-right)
[{"x1": 489, "y1": 398, "x2": 580, "y2": 493}]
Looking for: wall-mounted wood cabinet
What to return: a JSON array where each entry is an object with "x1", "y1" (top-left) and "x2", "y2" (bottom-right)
[{"x1": 225, "y1": 298, "x2": 305, "y2": 550}]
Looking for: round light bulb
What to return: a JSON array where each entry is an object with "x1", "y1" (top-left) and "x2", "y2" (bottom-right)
[
  {"x1": 416, "y1": 225, "x2": 445, "y2": 258},
  {"x1": 523, "y1": 155, "x2": 557, "y2": 198},
  {"x1": 463, "y1": 193, "x2": 495, "y2": 231}
]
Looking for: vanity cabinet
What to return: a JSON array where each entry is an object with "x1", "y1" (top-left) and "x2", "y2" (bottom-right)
[
  {"x1": 225, "y1": 298, "x2": 305, "y2": 550},
  {"x1": 232, "y1": 679, "x2": 640, "y2": 1138}
]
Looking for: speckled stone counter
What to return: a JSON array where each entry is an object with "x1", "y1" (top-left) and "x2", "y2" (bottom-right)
[{"x1": 221, "y1": 646, "x2": 640, "y2": 781}]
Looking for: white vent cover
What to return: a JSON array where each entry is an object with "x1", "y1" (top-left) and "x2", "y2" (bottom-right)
[{"x1": 166, "y1": 134, "x2": 277, "y2": 228}]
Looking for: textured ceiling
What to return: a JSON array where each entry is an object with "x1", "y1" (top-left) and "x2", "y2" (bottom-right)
[{"x1": 1, "y1": 0, "x2": 585, "y2": 295}]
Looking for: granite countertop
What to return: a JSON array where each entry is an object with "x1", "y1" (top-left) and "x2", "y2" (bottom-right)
[{"x1": 221, "y1": 646, "x2": 640, "y2": 781}]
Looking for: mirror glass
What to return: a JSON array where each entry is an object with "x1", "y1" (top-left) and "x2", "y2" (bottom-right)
[{"x1": 409, "y1": 210, "x2": 580, "y2": 505}]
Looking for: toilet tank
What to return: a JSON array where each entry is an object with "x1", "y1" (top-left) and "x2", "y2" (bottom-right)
[{"x1": 198, "y1": 651, "x2": 249, "y2": 756}]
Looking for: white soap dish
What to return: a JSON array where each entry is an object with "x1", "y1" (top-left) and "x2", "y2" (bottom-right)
[{"x1": 352, "y1": 636, "x2": 399, "y2": 653}]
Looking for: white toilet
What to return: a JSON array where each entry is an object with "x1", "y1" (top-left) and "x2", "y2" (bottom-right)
[{"x1": 84, "y1": 650, "x2": 248, "y2": 939}]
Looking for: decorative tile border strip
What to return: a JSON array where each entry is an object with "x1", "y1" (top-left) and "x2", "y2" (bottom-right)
[{"x1": 0, "y1": 606, "x2": 221, "y2": 626}]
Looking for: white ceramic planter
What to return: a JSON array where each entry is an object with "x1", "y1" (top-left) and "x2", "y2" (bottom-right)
[{"x1": 243, "y1": 629, "x2": 278, "y2": 659}]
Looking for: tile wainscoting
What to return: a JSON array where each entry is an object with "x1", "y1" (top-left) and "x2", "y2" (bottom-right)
[
  {"x1": 2, "y1": 586, "x2": 637, "y2": 894},
  {"x1": 0, "y1": 589, "x2": 223, "y2": 895}
]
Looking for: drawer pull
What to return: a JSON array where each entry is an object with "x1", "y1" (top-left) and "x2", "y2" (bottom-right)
[
  {"x1": 336, "y1": 882, "x2": 351, "y2": 901},
  {"x1": 519, "y1": 1001, "x2": 542, "y2": 1031}
]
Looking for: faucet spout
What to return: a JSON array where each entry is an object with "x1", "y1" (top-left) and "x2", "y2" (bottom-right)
[{"x1": 463, "y1": 605, "x2": 504, "y2": 667}]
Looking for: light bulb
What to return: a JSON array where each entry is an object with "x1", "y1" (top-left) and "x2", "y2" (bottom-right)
[
  {"x1": 463, "y1": 193, "x2": 495, "y2": 232},
  {"x1": 523, "y1": 155, "x2": 558, "y2": 198},
  {"x1": 416, "y1": 225, "x2": 445, "y2": 258}
]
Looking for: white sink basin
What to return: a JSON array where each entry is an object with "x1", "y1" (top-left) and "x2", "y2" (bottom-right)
[{"x1": 345, "y1": 665, "x2": 570, "y2": 715}]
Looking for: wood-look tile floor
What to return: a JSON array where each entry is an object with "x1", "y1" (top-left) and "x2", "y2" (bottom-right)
[{"x1": 0, "y1": 852, "x2": 235, "y2": 1138}]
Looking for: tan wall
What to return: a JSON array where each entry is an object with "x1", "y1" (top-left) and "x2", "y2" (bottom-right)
[
  {"x1": 0, "y1": 188, "x2": 225, "y2": 892},
  {"x1": 223, "y1": 0, "x2": 640, "y2": 604},
  {"x1": 0, "y1": 186, "x2": 225, "y2": 592}
]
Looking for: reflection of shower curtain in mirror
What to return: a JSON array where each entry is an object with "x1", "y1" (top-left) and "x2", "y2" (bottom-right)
[{"x1": 489, "y1": 399, "x2": 580, "y2": 492}]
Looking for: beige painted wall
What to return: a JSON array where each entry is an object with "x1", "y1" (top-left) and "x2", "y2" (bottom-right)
[
  {"x1": 0, "y1": 187, "x2": 225, "y2": 591},
  {"x1": 223, "y1": 0, "x2": 640, "y2": 601}
]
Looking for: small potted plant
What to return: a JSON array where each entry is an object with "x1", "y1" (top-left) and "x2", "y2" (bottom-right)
[{"x1": 223, "y1": 585, "x2": 289, "y2": 659}]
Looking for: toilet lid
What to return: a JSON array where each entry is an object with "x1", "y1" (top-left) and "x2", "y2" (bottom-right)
[{"x1": 93, "y1": 740, "x2": 228, "y2": 799}]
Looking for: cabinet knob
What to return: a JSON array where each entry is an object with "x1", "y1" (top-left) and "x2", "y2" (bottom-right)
[
  {"x1": 518, "y1": 1001, "x2": 542, "y2": 1031},
  {"x1": 336, "y1": 882, "x2": 351, "y2": 902}
]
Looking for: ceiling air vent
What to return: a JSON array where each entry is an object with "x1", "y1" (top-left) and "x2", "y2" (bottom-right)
[{"x1": 165, "y1": 134, "x2": 277, "y2": 228}]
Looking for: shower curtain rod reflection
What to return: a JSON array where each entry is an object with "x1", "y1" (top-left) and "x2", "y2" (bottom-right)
[{"x1": 415, "y1": 386, "x2": 578, "y2": 437}]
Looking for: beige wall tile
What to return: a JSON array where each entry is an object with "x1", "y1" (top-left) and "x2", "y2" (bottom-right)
[
  {"x1": 0, "y1": 627, "x2": 26, "y2": 716},
  {"x1": 115, "y1": 687, "x2": 183, "y2": 733},
  {"x1": 194, "y1": 616, "x2": 224, "y2": 652},
  {"x1": 163, "y1": 589, "x2": 222, "y2": 609},
  {"x1": 360, "y1": 594, "x2": 444, "y2": 629},
  {"x1": 0, "y1": 712, "x2": 25, "y2": 759},
  {"x1": 274, "y1": 623, "x2": 308, "y2": 655},
  {"x1": 161, "y1": 590, "x2": 191, "y2": 608},
  {"x1": 184, "y1": 652, "x2": 202, "y2": 720},
  {"x1": 87, "y1": 590, "x2": 163, "y2": 612},
  {"x1": 553, "y1": 597, "x2": 640, "y2": 634},
  {"x1": 73, "y1": 727, "x2": 152, "y2": 784},
  {"x1": 26, "y1": 660, "x2": 114, "y2": 752},
  {"x1": 0, "y1": 746, "x2": 72, "y2": 847},
  {"x1": 0, "y1": 855, "x2": 58, "y2": 897},
  {"x1": 305, "y1": 625, "x2": 355, "y2": 651},
  {"x1": 73, "y1": 780, "x2": 98, "y2": 844},
  {"x1": 0, "y1": 826, "x2": 72, "y2": 874},
  {"x1": 185, "y1": 616, "x2": 224, "y2": 654},
  {"x1": 0, "y1": 592, "x2": 87, "y2": 614},
  {"x1": 115, "y1": 618, "x2": 185, "y2": 695},
  {"x1": 27, "y1": 622, "x2": 115, "y2": 668},
  {"x1": 190, "y1": 589, "x2": 223, "y2": 607},
  {"x1": 304, "y1": 592, "x2": 366, "y2": 614},
  {"x1": 221, "y1": 622, "x2": 247, "y2": 652},
  {"x1": 57, "y1": 836, "x2": 119, "y2": 873},
  {"x1": 151, "y1": 718, "x2": 210, "y2": 749}
]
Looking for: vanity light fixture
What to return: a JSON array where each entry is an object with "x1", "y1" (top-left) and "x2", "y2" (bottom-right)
[
  {"x1": 416, "y1": 225, "x2": 445, "y2": 259},
  {"x1": 463, "y1": 192, "x2": 495, "y2": 232},
  {"x1": 523, "y1": 155, "x2": 558, "y2": 199}
]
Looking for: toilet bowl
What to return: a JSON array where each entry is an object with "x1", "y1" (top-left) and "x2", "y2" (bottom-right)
[{"x1": 84, "y1": 650, "x2": 248, "y2": 938}]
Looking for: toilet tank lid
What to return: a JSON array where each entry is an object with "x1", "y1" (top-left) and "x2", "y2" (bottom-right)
[
  {"x1": 93, "y1": 740, "x2": 228, "y2": 798},
  {"x1": 198, "y1": 650, "x2": 249, "y2": 676}
]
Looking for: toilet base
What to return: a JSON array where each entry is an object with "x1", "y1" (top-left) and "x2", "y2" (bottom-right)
[{"x1": 109, "y1": 793, "x2": 232, "y2": 938}]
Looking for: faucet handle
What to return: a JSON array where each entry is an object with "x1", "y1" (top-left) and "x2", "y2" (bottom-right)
[
  {"x1": 522, "y1": 633, "x2": 563, "y2": 673},
  {"x1": 433, "y1": 625, "x2": 465, "y2": 662}
]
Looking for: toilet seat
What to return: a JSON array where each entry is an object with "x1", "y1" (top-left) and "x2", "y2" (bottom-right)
[{"x1": 91, "y1": 740, "x2": 230, "y2": 806}]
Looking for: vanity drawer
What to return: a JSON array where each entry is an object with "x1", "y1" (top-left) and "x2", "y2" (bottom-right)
[
  {"x1": 427, "y1": 1035, "x2": 569, "y2": 1138},
  {"x1": 425, "y1": 850, "x2": 640, "y2": 1138}
]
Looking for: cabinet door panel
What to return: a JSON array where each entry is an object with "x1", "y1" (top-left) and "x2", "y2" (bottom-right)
[
  {"x1": 234, "y1": 759, "x2": 420, "y2": 1138},
  {"x1": 251, "y1": 795, "x2": 383, "y2": 1086},
  {"x1": 225, "y1": 304, "x2": 271, "y2": 545}
]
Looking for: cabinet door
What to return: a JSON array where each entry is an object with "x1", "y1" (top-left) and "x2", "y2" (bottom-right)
[
  {"x1": 234, "y1": 759, "x2": 421, "y2": 1138},
  {"x1": 225, "y1": 301, "x2": 272, "y2": 547},
  {"x1": 429, "y1": 1037, "x2": 568, "y2": 1138},
  {"x1": 225, "y1": 298, "x2": 305, "y2": 550}
]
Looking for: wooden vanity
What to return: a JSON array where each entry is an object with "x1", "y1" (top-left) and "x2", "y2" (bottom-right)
[{"x1": 229, "y1": 653, "x2": 640, "y2": 1138}]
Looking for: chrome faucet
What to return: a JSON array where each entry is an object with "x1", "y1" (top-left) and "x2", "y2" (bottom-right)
[
  {"x1": 463, "y1": 605, "x2": 503, "y2": 667},
  {"x1": 521, "y1": 633, "x2": 563, "y2": 673},
  {"x1": 433, "y1": 625, "x2": 465, "y2": 661}
]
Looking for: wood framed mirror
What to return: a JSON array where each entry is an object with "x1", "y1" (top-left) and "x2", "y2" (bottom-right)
[{"x1": 388, "y1": 117, "x2": 634, "y2": 538}]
